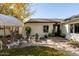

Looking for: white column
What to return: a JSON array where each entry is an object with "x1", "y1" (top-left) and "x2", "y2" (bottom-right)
[{"x1": 73, "y1": 24, "x2": 75, "y2": 33}]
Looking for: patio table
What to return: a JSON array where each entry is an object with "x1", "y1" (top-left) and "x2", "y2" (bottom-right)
[{"x1": 6, "y1": 41, "x2": 20, "y2": 49}]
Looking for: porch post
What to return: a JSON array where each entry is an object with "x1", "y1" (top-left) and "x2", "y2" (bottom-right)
[
  {"x1": 73, "y1": 24, "x2": 75, "y2": 33},
  {"x1": 3, "y1": 26, "x2": 6, "y2": 38}
]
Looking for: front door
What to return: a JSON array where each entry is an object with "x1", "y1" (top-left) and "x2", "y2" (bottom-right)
[{"x1": 53, "y1": 24, "x2": 60, "y2": 36}]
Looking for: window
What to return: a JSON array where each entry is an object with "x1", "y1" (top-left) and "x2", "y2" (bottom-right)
[
  {"x1": 43, "y1": 25, "x2": 49, "y2": 33},
  {"x1": 74, "y1": 23, "x2": 79, "y2": 33},
  {"x1": 70, "y1": 24, "x2": 73, "y2": 33}
]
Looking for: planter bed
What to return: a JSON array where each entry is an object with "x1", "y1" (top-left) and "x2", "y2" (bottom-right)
[{"x1": 0, "y1": 46, "x2": 66, "y2": 56}]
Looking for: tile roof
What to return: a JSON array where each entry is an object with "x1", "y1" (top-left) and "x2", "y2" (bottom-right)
[{"x1": 24, "y1": 18, "x2": 64, "y2": 23}]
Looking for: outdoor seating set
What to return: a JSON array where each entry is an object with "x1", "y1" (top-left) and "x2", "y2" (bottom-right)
[
  {"x1": 0, "y1": 14, "x2": 23, "y2": 50},
  {"x1": 0, "y1": 33, "x2": 49, "y2": 50},
  {"x1": 3, "y1": 34, "x2": 47, "y2": 49},
  {"x1": 0, "y1": 34, "x2": 27, "y2": 49},
  {"x1": 29, "y1": 34, "x2": 48, "y2": 43}
]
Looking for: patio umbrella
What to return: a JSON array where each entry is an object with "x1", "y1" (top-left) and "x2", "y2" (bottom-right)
[
  {"x1": 0, "y1": 14, "x2": 24, "y2": 39},
  {"x1": 0, "y1": 14, "x2": 23, "y2": 26},
  {"x1": 0, "y1": 14, "x2": 24, "y2": 50}
]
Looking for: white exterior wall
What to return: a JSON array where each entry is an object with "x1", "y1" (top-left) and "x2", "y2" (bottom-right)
[
  {"x1": 60, "y1": 23, "x2": 69, "y2": 34},
  {"x1": 64, "y1": 19, "x2": 79, "y2": 41},
  {"x1": 23, "y1": 23, "x2": 54, "y2": 37}
]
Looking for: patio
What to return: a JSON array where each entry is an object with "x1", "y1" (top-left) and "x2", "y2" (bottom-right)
[
  {"x1": 1, "y1": 35, "x2": 79, "y2": 56},
  {"x1": 22, "y1": 37, "x2": 79, "y2": 56}
]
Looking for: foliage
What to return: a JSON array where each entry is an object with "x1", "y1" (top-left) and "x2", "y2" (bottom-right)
[
  {"x1": 48, "y1": 32, "x2": 55, "y2": 37},
  {"x1": 60, "y1": 30, "x2": 65, "y2": 38},
  {"x1": 48, "y1": 30, "x2": 55, "y2": 37},
  {"x1": 25, "y1": 27, "x2": 31, "y2": 35},
  {"x1": 48, "y1": 32, "x2": 52, "y2": 37},
  {"x1": 69, "y1": 39, "x2": 79, "y2": 48},
  {"x1": 0, "y1": 3, "x2": 31, "y2": 21},
  {"x1": 0, "y1": 46, "x2": 66, "y2": 56}
]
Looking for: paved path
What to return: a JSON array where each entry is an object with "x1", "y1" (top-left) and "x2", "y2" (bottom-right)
[{"x1": 21, "y1": 37, "x2": 79, "y2": 56}]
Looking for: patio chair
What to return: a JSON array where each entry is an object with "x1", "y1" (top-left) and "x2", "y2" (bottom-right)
[
  {"x1": 1, "y1": 36, "x2": 18, "y2": 49},
  {"x1": 25, "y1": 34, "x2": 30, "y2": 43},
  {"x1": 40, "y1": 36, "x2": 47, "y2": 43},
  {"x1": 2, "y1": 39, "x2": 10, "y2": 49},
  {"x1": 35, "y1": 33, "x2": 39, "y2": 42}
]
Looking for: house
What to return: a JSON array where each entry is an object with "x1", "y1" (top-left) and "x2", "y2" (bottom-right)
[
  {"x1": 61, "y1": 15, "x2": 79, "y2": 41},
  {"x1": 23, "y1": 16, "x2": 79, "y2": 41},
  {"x1": 23, "y1": 18, "x2": 63, "y2": 37},
  {"x1": 0, "y1": 14, "x2": 79, "y2": 41}
]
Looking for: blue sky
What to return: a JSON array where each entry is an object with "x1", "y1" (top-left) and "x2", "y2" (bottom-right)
[{"x1": 31, "y1": 3, "x2": 79, "y2": 19}]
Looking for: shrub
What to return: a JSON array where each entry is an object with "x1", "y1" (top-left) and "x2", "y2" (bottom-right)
[
  {"x1": 60, "y1": 33, "x2": 65, "y2": 38},
  {"x1": 60, "y1": 30, "x2": 65, "y2": 38},
  {"x1": 52, "y1": 30, "x2": 56, "y2": 36},
  {"x1": 48, "y1": 32, "x2": 52, "y2": 37},
  {"x1": 48, "y1": 30, "x2": 55, "y2": 37},
  {"x1": 0, "y1": 46, "x2": 66, "y2": 56},
  {"x1": 25, "y1": 27, "x2": 31, "y2": 35},
  {"x1": 69, "y1": 39, "x2": 79, "y2": 48}
]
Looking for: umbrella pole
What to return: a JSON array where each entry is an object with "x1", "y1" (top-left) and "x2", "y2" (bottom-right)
[
  {"x1": 18, "y1": 26, "x2": 19, "y2": 34},
  {"x1": 3, "y1": 26, "x2": 5, "y2": 38},
  {"x1": 12, "y1": 27, "x2": 14, "y2": 40}
]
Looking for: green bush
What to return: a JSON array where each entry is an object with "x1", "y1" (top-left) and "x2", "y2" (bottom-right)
[
  {"x1": 48, "y1": 32, "x2": 55, "y2": 37},
  {"x1": 60, "y1": 33, "x2": 65, "y2": 38},
  {"x1": 25, "y1": 27, "x2": 31, "y2": 35},
  {"x1": 59, "y1": 30, "x2": 65, "y2": 38},
  {"x1": 69, "y1": 39, "x2": 79, "y2": 47},
  {"x1": 0, "y1": 46, "x2": 66, "y2": 56},
  {"x1": 48, "y1": 32, "x2": 52, "y2": 37}
]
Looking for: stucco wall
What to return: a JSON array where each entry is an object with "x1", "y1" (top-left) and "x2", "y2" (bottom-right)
[
  {"x1": 60, "y1": 23, "x2": 70, "y2": 34},
  {"x1": 64, "y1": 19, "x2": 79, "y2": 41},
  {"x1": 23, "y1": 23, "x2": 54, "y2": 37}
]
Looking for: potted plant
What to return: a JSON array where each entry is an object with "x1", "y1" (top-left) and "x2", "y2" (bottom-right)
[
  {"x1": 25, "y1": 27, "x2": 31, "y2": 35},
  {"x1": 25, "y1": 27, "x2": 31, "y2": 42},
  {"x1": 35, "y1": 33, "x2": 39, "y2": 42}
]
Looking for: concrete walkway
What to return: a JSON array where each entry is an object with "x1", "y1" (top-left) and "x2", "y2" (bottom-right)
[{"x1": 21, "y1": 37, "x2": 79, "y2": 56}]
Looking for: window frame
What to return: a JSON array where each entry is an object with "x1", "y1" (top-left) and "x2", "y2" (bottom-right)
[
  {"x1": 70, "y1": 24, "x2": 73, "y2": 33},
  {"x1": 74, "y1": 23, "x2": 79, "y2": 33},
  {"x1": 43, "y1": 25, "x2": 49, "y2": 33}
]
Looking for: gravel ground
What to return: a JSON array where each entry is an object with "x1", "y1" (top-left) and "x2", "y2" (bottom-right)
[{"x1": 20, "y1": 37, "x2": 79, "y2": 56}]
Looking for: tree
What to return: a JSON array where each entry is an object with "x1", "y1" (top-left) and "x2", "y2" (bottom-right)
[{"x1": 0, "y1": 3, "x2": 31, "y2": 21}]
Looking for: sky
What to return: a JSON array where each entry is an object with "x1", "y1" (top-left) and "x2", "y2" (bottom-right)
[{"x1": 31, "y1": 3, "x2": 79, "y2": 19}]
